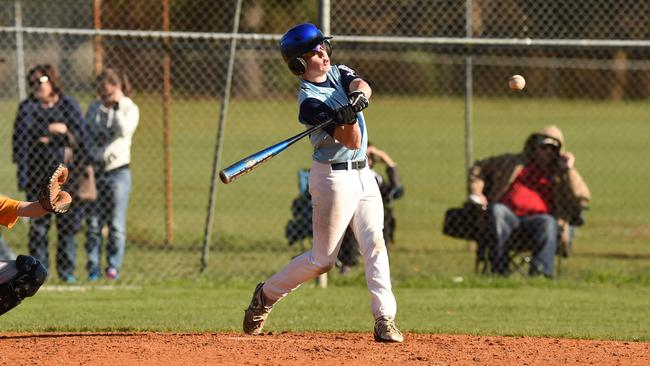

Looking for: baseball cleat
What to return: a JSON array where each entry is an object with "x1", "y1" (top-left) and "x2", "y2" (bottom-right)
[
  {"x1": 243, "y1": 282, "x2": 273, "y2": 335},
  {"x1": 374, "y1": 316, "x2": 404, "y2": 343}
]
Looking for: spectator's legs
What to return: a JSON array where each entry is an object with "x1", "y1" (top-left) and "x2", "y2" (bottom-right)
[
  {"x1": 520, "y1": 214, "x2": 557, "y2": 277},
  {"x1": 28, "y1": 214, "x2": 52, "y2": 272},
  {"x1": 106, "y1": 168, "x2": 132, "y2": 276},
  {"x1": 56, "y1": 207, "x2": 81, "y2": 281},
  {"x1": 486, "y1": 203, "x2": 520, "y2": 275},
  {"x1": 85, "y1": 200, "x2": 103, "y2": 279}
]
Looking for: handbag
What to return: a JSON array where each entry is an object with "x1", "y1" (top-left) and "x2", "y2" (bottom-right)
[
  {"x1": 442, "y1": 202, "x2": 487, "y2": 240},
  {"x1": 76, "y1": 164, "x2": 97, "y2": 202}
]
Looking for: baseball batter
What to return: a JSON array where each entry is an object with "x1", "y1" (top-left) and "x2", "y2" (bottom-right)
[{"x1": 243, "y1": 23, "x2": 403, "y2": 342}]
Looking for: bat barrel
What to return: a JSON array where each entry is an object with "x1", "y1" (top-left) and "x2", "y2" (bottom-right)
[
  {"x1": 219, "y1": 170, "x2": 234, "y2": 184},
  {"x1": 219, "y1": 119, "x2": 334, "y2": 184},
  {"x1": 219, "y1": 145, "x2": 281, "y2": 184}
]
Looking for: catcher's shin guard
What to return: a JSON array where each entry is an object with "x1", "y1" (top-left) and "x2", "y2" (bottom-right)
[{"x1": 0, "y1": 255, "x2": 47, "y2": 316}]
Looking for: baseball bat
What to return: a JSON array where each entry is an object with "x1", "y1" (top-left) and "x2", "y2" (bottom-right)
[{"x1": 219, "y1": 118, "x2": 335, "y2": 184}]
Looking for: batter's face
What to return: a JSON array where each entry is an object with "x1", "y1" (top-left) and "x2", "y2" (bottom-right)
[{"x1": 303, "y1": 43, "x2": 330, "y2": 81}]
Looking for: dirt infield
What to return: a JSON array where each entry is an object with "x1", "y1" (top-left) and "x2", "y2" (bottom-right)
[{"x1": 0, "y1": 332, "x2": 647, "y2": 365}]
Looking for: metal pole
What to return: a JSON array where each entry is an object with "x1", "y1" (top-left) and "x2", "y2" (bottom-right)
[
  {"x1": 317, "y1": 0, "x2": 331, "y2": 288},
  {"x1": 319, "y1": 0, "x2": 331, "y2": 35},
  {"x1": 162, "y1": 0, "x2": 174, "y2": 245},
  {"x1": 464, "y1": 0, "x2": 475, "y2": 255},
  {"x1": 93, "y1": 0, "x2": 103, "y2": 76},
  {"x1": 201, "y1": 0, "x2": 243, "y2": 272},
  {"x1": 464, "y1": 0, "x2": 473, "y2": 193},
  {"x1": 14, "y1": 0, "x2": 26, "y2": 101}
]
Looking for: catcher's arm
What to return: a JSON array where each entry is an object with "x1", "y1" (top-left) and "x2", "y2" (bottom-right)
[
  {"x1": 38, "y1": 163, "x2": 72, "y2": 214},
  {"x1": 17, "y1": 201, "x2": 46, "y2": 217}
]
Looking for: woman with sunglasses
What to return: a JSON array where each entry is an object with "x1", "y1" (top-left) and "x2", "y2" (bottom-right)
[
  {"x1": 12, "y1": 64, "x2": 86, "y2": 283},
  {"x1": 242, "y1": 23, "x2": 403, "y2": 343}
]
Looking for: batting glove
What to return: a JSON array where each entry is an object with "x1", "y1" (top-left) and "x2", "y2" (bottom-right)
[
  {"x1": 334, "y1": 105, "x2": 357, "y2": 125},
  {"x1": 347, "y1": 90, "x2": 369, "y2": 113}
]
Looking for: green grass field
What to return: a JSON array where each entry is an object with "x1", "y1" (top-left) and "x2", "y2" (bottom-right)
[
  {"x1": 1, "y1": 96, "x2": 648, "y2": 339},
  {"x1": 1, "y1": 281, "x2": 647, "y2": 341}
]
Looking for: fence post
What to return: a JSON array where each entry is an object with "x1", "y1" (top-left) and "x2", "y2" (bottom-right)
[
  {"x1": 162, "y1": 0, "x2": 174, "y2": 245},
  {"x1": 464, "y1": 0, "x2": 474, "y2": 193},
  {"x1": 201, "y1": 0, "x2": 243, "y2": 272},
  {"x1": 317, "y1": 0, "x2": 331, "y2": 288},
  {"x1": 319, "y1": 0, "x2": 330, "y2": 35},
  {"x1": 14, "y1": 0, "x2": 26, "y2": 101},
  {"x1": 93, "y1": 0, "x2": 103, "y2": 76}
]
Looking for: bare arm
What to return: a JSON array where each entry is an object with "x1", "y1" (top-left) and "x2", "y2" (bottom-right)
[
  {"x1": 332, "y1": 78, "x2": 372, "y2": 150},
  {"x1": 17, "y1": 201, "x2": 46, "y2": 218},
  {"x1": 333, "y1": 123, "x2": 362, "y2": 149},
  {"x1": 349, "y1": 78, "x2": 372, "y2": 100},
  {"x1": 367, "y1": 145, "x2": 396, "y2": 167}
]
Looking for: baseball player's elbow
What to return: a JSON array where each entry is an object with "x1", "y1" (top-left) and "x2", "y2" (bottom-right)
[
  {"x1": 338, "y1": 135, "x2": 362, "y2": 149},
  {"x1": 342, "y1": 140, "x2": 361, "y2": 150}
]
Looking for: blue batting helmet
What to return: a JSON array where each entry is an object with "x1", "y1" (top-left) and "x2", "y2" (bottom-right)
[{"x1": 280, "y1": 23, "x2": 332, "y2": 75}]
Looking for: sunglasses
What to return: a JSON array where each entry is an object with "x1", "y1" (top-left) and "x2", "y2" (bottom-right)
[
  {"x1": 537, "y1": 144, "x2": 559, "y2": 152},
  {"x1": 29, "y1": 75, "x2": 49, "y2": 87},
  {"x1": 303, "y1": 43, "x2": 328, "y2": 58}
]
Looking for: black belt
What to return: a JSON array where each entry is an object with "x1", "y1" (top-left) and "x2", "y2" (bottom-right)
[{"x1": 331, "y1": 160, "x2": 366, "y2": 170}]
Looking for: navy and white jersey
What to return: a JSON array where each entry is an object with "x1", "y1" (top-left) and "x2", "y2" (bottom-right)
[{"x1": 297, "y1": 65, "x2": 367, "y2": 163}]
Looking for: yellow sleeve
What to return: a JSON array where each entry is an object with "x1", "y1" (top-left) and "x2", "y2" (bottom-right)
[{"x1": 0, "y1": 196, "x2": 21, "y2": 228}]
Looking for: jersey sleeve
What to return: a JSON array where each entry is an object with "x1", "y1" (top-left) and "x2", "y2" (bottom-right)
[
  {"x1": 0, "y1": 196, "x2": 21, "y2": 228},
  {"x1": 299, "y1": 98, "x2": 337, "y2": 137},
  {"x1": 336, "y1": 64, "x2": 364, "y2": 92}
]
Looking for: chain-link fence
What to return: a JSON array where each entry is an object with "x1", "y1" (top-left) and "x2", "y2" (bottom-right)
[{"x1": 1, "y1": 0, "x2": 649, "y2": 285}]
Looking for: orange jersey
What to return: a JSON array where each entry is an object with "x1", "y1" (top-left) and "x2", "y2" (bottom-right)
[{"x1": 0, "y1": 196, "x2": 21, "y2": 228}]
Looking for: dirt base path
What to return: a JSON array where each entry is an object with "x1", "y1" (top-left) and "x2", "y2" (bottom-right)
[{"x1": 1, "y1": 332, "x2": 647, "y2": 365}]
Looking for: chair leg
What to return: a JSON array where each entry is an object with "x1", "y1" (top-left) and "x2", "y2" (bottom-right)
[{"x1": 509, "y1": 252, "x2": 530, "y2": 276}]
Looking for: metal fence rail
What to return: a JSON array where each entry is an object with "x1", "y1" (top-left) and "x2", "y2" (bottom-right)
[{"x1": 1, "y1": 0, "x2": 648, "y2": 285}]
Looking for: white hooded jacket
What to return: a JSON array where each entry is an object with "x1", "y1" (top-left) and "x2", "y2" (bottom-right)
[{"x1": 86, "y1": 96, "x2": 139, "y2": 172}]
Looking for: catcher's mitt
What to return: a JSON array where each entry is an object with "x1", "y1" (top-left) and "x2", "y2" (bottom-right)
[{"x1": 38, "y1": 163, "x2": 72, "y2": 214}]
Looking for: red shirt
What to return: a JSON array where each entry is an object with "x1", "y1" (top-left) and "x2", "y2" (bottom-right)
[{"x1": 499, "y1": 165, "x2": 553, "y2": 216}]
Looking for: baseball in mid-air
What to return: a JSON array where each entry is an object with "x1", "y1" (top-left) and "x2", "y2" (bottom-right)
[{"x1": 508, "y1": 74, "x2": 526, "y2": 91}]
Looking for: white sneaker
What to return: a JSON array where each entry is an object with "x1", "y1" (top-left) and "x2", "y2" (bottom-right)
[{"x1": 374, "y1": 316, "x2": 404, "y2": 343}]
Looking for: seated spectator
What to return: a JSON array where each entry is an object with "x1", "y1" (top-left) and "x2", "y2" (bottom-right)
[{"x1": 468, "y1": 125, "x2": 591, "y2": 277}]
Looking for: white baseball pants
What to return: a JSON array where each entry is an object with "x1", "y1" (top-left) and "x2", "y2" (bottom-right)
[{"x1": 263, "y1": 160, "x2": 397, "y2": 319}]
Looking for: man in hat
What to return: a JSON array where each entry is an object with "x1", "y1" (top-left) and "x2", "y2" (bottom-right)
[{"x1": 468, "y1": 126, "x2": 591, "y2": 277}]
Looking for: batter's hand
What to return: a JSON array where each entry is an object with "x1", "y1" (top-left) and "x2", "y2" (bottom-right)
[
  {"x1": 334, "y1": 105, "x2": 357, "y2": 125},
  {"x1": 347, "y1": 90, "x2": 369, "y2": 113}
]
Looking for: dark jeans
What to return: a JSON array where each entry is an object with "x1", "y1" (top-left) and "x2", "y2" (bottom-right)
[
  {"x1": 27, "y1": 208, "x2": 81, "y2": 279},
  {"x1": 479, "y1": 203, "x2": 558, "y2": 277}
]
